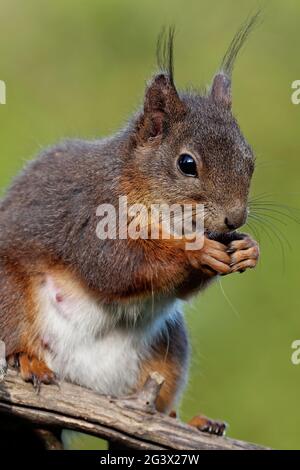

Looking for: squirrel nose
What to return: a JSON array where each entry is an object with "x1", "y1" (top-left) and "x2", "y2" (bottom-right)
[{"x1": 224, "y1": 209, "x2": 247, "y2": 231}]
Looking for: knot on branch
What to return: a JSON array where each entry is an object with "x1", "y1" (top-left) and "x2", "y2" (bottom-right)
[{"x1": 113, "y1": 371, "x2": 165, "y2": 414}]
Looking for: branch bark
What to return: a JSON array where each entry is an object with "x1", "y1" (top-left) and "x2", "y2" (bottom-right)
[{"x1": 0, "y1": 368, "x2": 268, "y2": 450}]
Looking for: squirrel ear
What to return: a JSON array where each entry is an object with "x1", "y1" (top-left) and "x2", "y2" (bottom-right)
[
  {"x1": 134, "y1": 73, "x2": 185, "y2": 144},
  {"x1": 210, "y1": 72, "x2": 232, "y2": 108},
  {"x1": 144, "y1": 73, "x2": 184, "y2": 116}
]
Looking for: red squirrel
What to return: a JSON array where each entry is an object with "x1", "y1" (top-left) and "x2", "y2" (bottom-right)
[{"x1": 0, "y1": 17, "x2": 259, "y2": 436}]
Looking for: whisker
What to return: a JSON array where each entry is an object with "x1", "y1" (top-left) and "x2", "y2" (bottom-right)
[
  {"x1": 218, "y1": 279, "x2": 240, "y2": 319},
  {"x1": 245, "y1": 220, "x2": 261, "y2": 243},
  {"x1": 249, "y1": 212, "x2": 290, "y2": 247},
  {"x1": 251, "y1": 223, "x2": 286, "y2": 275},
  {"x1": 249, "y1": 213, "x2": 289, "y2": 270},
  {"x1": 249, "y1": 203, "x2": 300, "y2": 223},
  {"x1": 250, "y1": 201, "x2": 298, "y2": 209},
  {"x1": 249, "y1": 200, "x2": 300, "y2": 212},
  {"x1": 249, "y1": 209, "x2": 288, "y2": 226},
  {"x1": 248, "y1": 214, "x2": 275, "y2": 246},
  {"x1": 249, "y1": 192, "x2": 275, "y2": 202}
]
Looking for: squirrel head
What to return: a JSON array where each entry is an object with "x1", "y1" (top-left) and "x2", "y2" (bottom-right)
[{"x1": 128, "y1": 17, "x2": 259, "y2": 234}]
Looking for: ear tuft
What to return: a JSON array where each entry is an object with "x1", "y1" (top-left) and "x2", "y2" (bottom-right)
[
  {"x1": 210, "y1": 73, "x2": 232, "y2": 108},
  {"x1": 133, "y1": 27, "x2": 186, "y2": 146},
  {"x1": 156, "y1": 26, "x2": 175, "y2": 85},
  {"x1": 209, "y1": 12, "x2": 260, "y2": 109}
]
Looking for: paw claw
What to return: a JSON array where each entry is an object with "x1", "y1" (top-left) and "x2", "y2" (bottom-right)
[
  {"x1": 32, "y1": 375, "x2": 41, "y2": 394},
  {"x1": 198, "y1": 419, "x2": 227, "y2": 436}
]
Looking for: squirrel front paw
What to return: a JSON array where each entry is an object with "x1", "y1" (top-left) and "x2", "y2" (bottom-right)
[
  {"x1": 185, "y1": 233, "x2": 259, "y2": 276},
  {"x1": 186, "y1": 237, "x2": 231, "y2": 275},
  {"x1": 227, "y1": 233, "x2": 260, "y2": 273}
]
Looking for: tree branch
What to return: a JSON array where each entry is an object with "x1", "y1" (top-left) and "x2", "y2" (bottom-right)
[{"x1": 0, "y1": 367, "x2": 268, "y2": 450}]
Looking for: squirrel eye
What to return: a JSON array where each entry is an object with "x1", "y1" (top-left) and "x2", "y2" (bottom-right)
[{"x1": 177, "y1": 153, "x2": 198, "y2": 177}]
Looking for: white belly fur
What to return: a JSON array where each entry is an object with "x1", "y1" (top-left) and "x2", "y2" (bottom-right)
[{"x1": 36, "y1": 273, "x2": 183, "y2": 397}]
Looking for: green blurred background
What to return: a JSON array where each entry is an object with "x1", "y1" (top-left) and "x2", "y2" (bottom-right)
[{"x1": 1, "y1": 0, "x2": 300, "y2": 450}]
